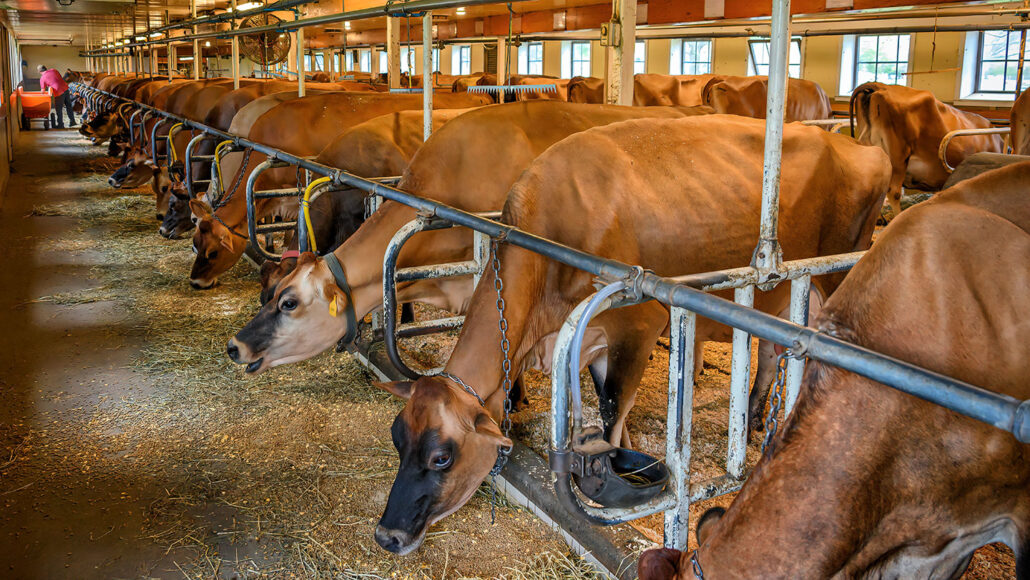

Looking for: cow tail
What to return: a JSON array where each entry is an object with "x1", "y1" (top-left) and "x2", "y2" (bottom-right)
[{"x1": 849, "y1": 82, "x2": 879, "y2": 141}]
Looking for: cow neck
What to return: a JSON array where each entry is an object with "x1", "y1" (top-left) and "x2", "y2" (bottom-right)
[
  {"x1": 442, "y1": 245, "x2": 548, "y2": 422},
  {"x1": 697, "y1": 381, "x2": 888, "y2": 578}
]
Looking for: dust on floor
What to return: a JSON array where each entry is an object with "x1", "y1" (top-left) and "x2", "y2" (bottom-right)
[{"x1": 0, "y1": 130, "x2": 596, "y2": 579}]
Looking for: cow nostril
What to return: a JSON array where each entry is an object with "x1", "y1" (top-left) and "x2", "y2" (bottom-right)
[{"x1": 226, "y1": 341, "x2": 239, "y2": 362}]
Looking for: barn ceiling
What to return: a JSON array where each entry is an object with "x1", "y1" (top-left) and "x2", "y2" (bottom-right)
[{"x1": 4, "y1": 0, "x2": 1028, "y2": 49}]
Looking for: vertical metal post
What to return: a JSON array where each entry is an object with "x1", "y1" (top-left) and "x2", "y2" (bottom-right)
[
  {"x1": 169, "y1": 43, "x2": 177, "y2": 80},
  {"x1": 784, "y1": 274, "x2": 811, "y2": 411},
  {"x1": 605, "y1": 0, "x2": 636, "y2": 106},
  {"x1": 297, "y1": 28, "x2": 306, "y2": 97},
  {"x1": 1016, "y1": 29, "x2": 1027, "y2": 96},
  {"x1": 663, "y1": 306, "x2": 696, "y2": 550},
  {"x1": 727, "y1": 285, "x2": 754, "y2": 479},
  {"x1": 192, "y1": 0, "x2": 200, "y2": 80},
  {"x1": 386, "y1": 17, "x2": 401, "y2": 89},
  {"x1": 231, "y1": 0, "x2": 240, "y2": 89},
  {"x1": 422, "y1": 11, "x2": 434, "y2": 141},
  {"x1": 752, "y1": 0, "x2": 791, "y2": 275}
]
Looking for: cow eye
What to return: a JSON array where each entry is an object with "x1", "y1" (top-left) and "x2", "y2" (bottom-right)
[
  {"x1": 190, "y1": 244, "x2": 198, "y2": 255},
  {"x1": 208, "y1": 250, "x2": 219, "y2": 260},
  {"x1": 280, "y1": 298, "x2": 298, "y2": 312},
  {"x1": 431, "y1": 452, "x2": 452, "y2": 470}
]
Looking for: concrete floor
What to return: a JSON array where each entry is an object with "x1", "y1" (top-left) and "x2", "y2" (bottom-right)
[{"x1": 0, "y1": 130, "x2": 191, "y2": 578}]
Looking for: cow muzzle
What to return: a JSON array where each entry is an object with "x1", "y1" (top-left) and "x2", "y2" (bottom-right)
[
  {"x1": 373, "y1": 525, "x2": 424, "y2": 556},
  {"x1": 225, "y1": 338, "x2": 265, "y2": 374}
]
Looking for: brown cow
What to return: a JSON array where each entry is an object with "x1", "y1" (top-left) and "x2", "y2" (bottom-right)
[
  {"x1": 1011, "y1": 87, "x2": 1030, "y2": 156},
  {"x1": 635, "y1": 73, "x2": 723, "y2": 106},
  {"x1": 258, "y1": 107, "x2": 474, "y2": 302},
  {"x1": 567, "y1": 76, "x2": 603, "y2": 103},
  {"x1": 226, "y1": 102, "x2": 709, "y2": 372},
  {"x1": 187, "y1": 90, "x2": 490, "y2": 289},
  {"x1": 367, "y1": 115, "x2": 889, "y2": 555},
  {"x1": 638, "y1": 161, "x2": 1030, "y2": 580},
  {"x1": 851, "y1": 82, "x2": 1004, "y2": 216},
  {"x1": 703, "y1": 75, "x2": 831, "y2": 121}
]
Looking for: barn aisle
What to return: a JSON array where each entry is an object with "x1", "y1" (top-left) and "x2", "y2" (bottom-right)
[{"x1": 0, "y1": 130, "x2": 580, "y2": 579}]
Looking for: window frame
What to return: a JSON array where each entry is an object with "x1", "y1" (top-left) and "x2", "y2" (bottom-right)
[
  {"x1": 527, "y1": 42, "x2": 543, "y2": 75},
  {"x1": 634, "y1": 40, "x2": 646, "y2": 74},
  {"x1": 747, "y1": 37, "x2": 802, "y2": 78},
  {"x1": 974, "y1": 29, "x2": 1029, "y2": 95},
  {"x1": 679, "y1": 38, "x2": 712, "y2": 75},
  {"x1": 852, "y1": 34, "x2": 911, "y2": 88},
  {"x1": 570, "y1": 40, "x2": 591, "y2": 77}
]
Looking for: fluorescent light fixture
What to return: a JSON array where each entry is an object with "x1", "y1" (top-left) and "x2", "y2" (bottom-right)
[
  {"x1": 115, "y1": 40, "x2": 124, "y2": 46},
  {"x1": 344, "y1": 21, "x2": 351, "y2": 30},
  {"x1": 204, "y1": 40, "x2": 211, "y2": 47},
  {"x1": 456, "y1": 6, "x2": 465, "y2": 14},
  {"x1": 180, "y1": 56, "x2": 194, "y2": 61},
  {"x1": 134, "y1": 36, "x2": 146, "y2": 41},
  {"x1": 226, "y1": 1, "x2": 262, "y2": 12},
  {"x1": 149, "y1": 32, "x2": 162, "y2": 38}
]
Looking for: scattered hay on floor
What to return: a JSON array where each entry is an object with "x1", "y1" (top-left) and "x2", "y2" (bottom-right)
[{"x1": 502, "y1": 551, "x2": 603, "y2": 580}]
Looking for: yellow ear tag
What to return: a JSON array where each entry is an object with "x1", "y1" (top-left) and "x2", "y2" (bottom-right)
[{"x1": 329, "y1": 296, "x2": 340, "y2": 317}]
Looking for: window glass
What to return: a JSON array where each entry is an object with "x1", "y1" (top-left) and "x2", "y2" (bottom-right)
[
  {"x1": 681, "y1": 40, "x2": 712, "y2": 75},
  {"x1": 748, "y1": 38, "x2": 802, "y2": 77},
  {"x1": 854, "y1": 34, "x2": 910, "y2": 86},
  {"x1": 634, "y1": 40, "x2": 646, "y2": 74},
  {"x1": 571, "y1": 41, "x2": 590, "y2": 77},
  {"x1": 976, "y1": 30, "x2": 1030, "y2": 94}
]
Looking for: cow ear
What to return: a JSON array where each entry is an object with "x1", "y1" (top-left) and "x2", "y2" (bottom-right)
[
  {"x1": 376, "y1": 381, "x2": 414, "y2": 399},
  {"x1": 696, "y1": 506, "x2": 726, "y2": 545},
  {"x1": 637, "y1": 548, "x2": 684, "y2": 580},
  {"x1": 218, "y1": 231, "x2": 235, "y2": 253},
  {"x1": 475, "y1": 413, "x2": 513, "y2": 448},
  {"x1": 188, "y1": 199, "x2": 211, "y2": 219},
  {"x1": 297, "y1": 251, "x2": 317, "y2": 267}
]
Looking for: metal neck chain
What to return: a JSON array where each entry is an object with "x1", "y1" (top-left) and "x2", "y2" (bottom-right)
[
  {"x1": 437, "y1": 371, "x2": 484, "y2": 406},
  {"x1": 486, "y1": 236, "x2": 515, "y2": 524},
  {"x1": 213, "y1": 146, "x2": 251, "y2": 211},
  {"x1": 691, "y1": 550, "x2": 704, "y2": 579},
  {"x1": 210, "y1": 210, "x2": 249, "y2": 240},
  {"x1": 761, "y1": 350, "x2": 794, "y2": 454}
]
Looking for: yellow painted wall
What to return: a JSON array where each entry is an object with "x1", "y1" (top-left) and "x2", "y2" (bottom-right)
[
  {"x1": 801, "y1": 36, "x2": 842, "y2": 96},
  {"x1": 647, "y1": 39, "x2": 671, "y2": 74},
  {"x1": 909, "y1": 31, "x2": 963, "y2": 99}
]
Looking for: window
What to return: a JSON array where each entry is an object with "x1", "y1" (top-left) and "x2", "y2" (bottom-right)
[
  {"x1": 359, "y1": 49, "x2": 371, "y2": 73},
  {"x1": 975, "y1": 30, "x2": 1030, "y2": 94},
  {"x1": 451, "y1": 45, "x2": 471, "y2": 75},
  {"x1": 634, "y1": 40, "x2": 646, "y2": 74},
  {"x1": 570, "y1": 41, "x2": 591, "y2": 77},
  {"x1": 670, "y1": 39, "x2": 712, "y2": 75},
  {"x1": 748, "y1": 38, "x2": 802, "y2": 77},
  {"x1": 518, "y1": 42, "x2": 543, "y2": 75},
  {"x1": 379, "y1": 51, "x2": 388, "y2": 74},
  {"x1": 400, "y1": 47, "x2": 413, "y2": 74},
  {"x1": 854, "y1": 34, "x2": 910, "y2": 86},
  {"x1": 303, "y1": 53, "x2": 324, "y2": 72}
]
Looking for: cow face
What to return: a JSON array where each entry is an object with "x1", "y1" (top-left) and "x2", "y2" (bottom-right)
[
  {"x1": 108, "y1": 146, "x2": 157, "y2": 190},
  {"x1": 159, "y1": 187, "x2": 194, "y2": 239},
  {"x1": 83, "y1": 112, "x2": 121, "y2": 144},
  {"x1": 227, "y1": 253, "x2": 348, "y2": 373},
  {"x1": 187, "y1": 199, "x2": 245, "y2": 289},
  {"x1": 374, "y1": 377, "x2": 511, "y2": 555}
]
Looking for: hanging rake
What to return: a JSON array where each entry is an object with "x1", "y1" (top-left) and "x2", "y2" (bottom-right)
[{"x1": 467, "y1": 83, "x2": 558, "y2": 95}]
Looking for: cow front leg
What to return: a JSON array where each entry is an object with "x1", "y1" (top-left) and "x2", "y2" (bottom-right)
[
  {"x1": 747, "y1": 339, "x2": 778, "y2": 438},
  {"x1": 592, "y1": 303, "x2": 668, "y2": 449}
]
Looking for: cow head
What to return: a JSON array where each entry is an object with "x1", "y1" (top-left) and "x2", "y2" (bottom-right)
[
  {"x1": 83, "y1": 111, "x2": 122, "y2": 144},
  {"x1": 187, "y1": 199, "x2": 246, "y2": 289},
  {"x1": 159, "y1": 185, "x2": 195, "y2": 239},
  {"x1": 258, "y1": 256, "x2": 298, "y2": 305},
  {"x1": 226, "y1": 252, "x2": 349, "y2": 373},
  {"x1": 374, "y1": 376, "x2": 511, "y2": 555},
  {"x1": 108, "y1": 145, "x2": 158, "y2": 190}
]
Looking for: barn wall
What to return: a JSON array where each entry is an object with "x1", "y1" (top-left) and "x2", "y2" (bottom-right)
[
  {"x1": 712, "y1": 38, "x2": 749, "y2": 77},
  {"x1": 21, "y1": 45, "x2": 87, "y2": 88},
  {"x1": 909, "y1": 31, "x2": 963, "y2": 100},
  {"x1": 802, "y1": 36, "x2": 843, "y2": 96}
]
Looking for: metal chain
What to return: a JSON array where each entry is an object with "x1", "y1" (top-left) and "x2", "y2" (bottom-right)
[
  {"x1": 488, "y1": 237, "x2": 514, "y2": 524},
  {"x1": 761, "y1": 350, "x2": 793, "y2": 454},
  {"x1": 691, "y1": 550, "x2": 704, "y2": 579},
  {"x1": 213, "y1": 146, "x2": 251, "y2": 211}
]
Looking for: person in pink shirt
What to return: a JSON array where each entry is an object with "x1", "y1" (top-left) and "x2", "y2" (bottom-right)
[{"x1": 37, "y1": 65, "x2": 74, "y2": 129}]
